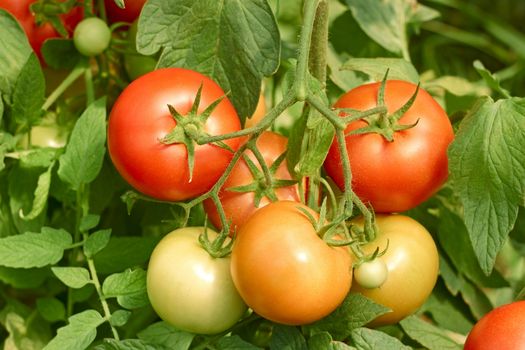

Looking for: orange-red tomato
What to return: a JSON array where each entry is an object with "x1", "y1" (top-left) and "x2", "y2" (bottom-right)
[
  {"x1": 464, "y1": 301, "x2": 525, "y2": 350},
  {"x1": 107, "y1": 68, "x2": 242, "y2": 201},
  {"x1": 203, "y1": 131, "x2": 300, "y2": 233},
  {"x1": 1, "y1": 0, "x2": 82, "y2": 60},
  {"x1": 244, "y1": 93, "x2": 266, "y2": 128},
  {"x1": 351, "y1": 214, "x2": 439, "y2": 326},
  {"x1": 104, "y1": 0, "x2": 146, "y2": 23},
  {"x1": 324, "y1": 80, "x2": 454, "y2": 213},
  {"x1": 231, "y1": 201, "x2": 352, "y2": 325}
]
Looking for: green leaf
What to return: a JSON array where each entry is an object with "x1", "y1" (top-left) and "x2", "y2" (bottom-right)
[
  {"x1": 439, "y1": 254, "x2": 462, "y2": 296},
  {"x1": 19, "y1": 161, "x2": 55, "y2": 221},
  {"x1": 1, "y1": 299, "x2": 52, "y2": 349},
  {"x1": 422, "y1": 286, "x2": 473, "y2": 335},
  {"x1": 137, "y1": 321, "x2": 195, "y2": 350},
  {"x1": 473, "y1": 60, "x2": 510, "y2": 98},
  {"x1": 0, "y1": 266, "x2": 49, "y2": 288},
  {"x1": 341, "y1": 58, "x2": 419, "y2": 83},
  {"x1": 269, "y1": 325, "x2": 308, "y2": 350},
  {"x1": 137, "y1": 0, "x2": 280, "y2": 120},
  {"x1": 0, "y1": 227, "x2": 72, "y2": 268},
  {"x1": 110, "y1": 310, "x2": 132, "y2": 327},
  {"x1": 58, "y1": 98, "x2": 107, "y2": 190},
  {"x1": 448, "y1": 96, "x2": 525, "y2": 274},
  {"x1": 79, "y1": 214, "x2": 101, "y2": 232},
  {"x1": 350, "y1": 328, "x2": 412, "y2": 350},
  {"x1": 41, "y1": 39, "x2": 83, "y2": 70},
  {"x1": 84, "y1": 229, "x2": 111, "y2": 258},
  {"x1": 93, "y1": 339, "x2": 161, "y2": 350},
  {"x1": 0, "y1": 9, "x2": 32, "y2": 99},
  {"x1": 343, "y1": 0, "x2": 409, "y2": 59},
  {"x1": 102, "y1": 268, "x2": 149, "y2": 309},
  {"x1": 305, "y1": 293, "x2": 391, "y2": 340},
  {"x1": 0, "y1": 132, "x2": 15, "y2": 172},
  {"x1": 43, "y1": 310, "x2": 105, "y2": 350},
  {"x1": 11, "y1": 53, "x2": 45, "y2": 131},
  {"x1": 399, "y1": 315, "x2": 462, "y2": 350},
  {"x1": 36, "y1": 297, "x2": 66, "y2": 323},
  {"x1": 94, "y1": 236, "x2": 159, "y2": 274},
  {"x1": 458, "y1": 276, "x2": 492, "y2": 320},
  {"x1": 19, "y1": 148, "x2": 58, "y2": 168},
  {"x1": 437, "y1": 206, "x2": 508, "y2": 288},
  {"x1": 423, "y1": 76, "x2": 489, "y2": 97},
  {"x1": 308, "y1": 332, "x2": 357, "y2": 350},
  {"x1": 52, "y1": 267, "x2": 92, "y2": 289},
  {"x1": 217, "y1": 335, "x2": 263, "y2": 350}
]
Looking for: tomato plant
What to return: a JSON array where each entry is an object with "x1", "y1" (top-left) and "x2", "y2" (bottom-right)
[
  {"x1": 107, "y1": 67, "x2": 242, "y2": 201},
  {"x1": 464, "y1": 300, "x2": 525, "y2": 350},
  {"x1": 243, "y1": 93, "x2": 266, "y2": 128},
  {"x1": 353, "y1": 258, "x2": 388, "y2": 290},
  {"x1": 324, "y1": 80, "x2": 454, "y2": 213},
  {"x1": 123, "y1": 20, "x2": 156, "y2": 80},
  {"x1": 231, "y1": 201, "x2": 353, "y2": 325},
  {"x1": 104, "y1": 0, "x2": 146, "y2": 23},
  {"x1": 202, "y1": 131, "x2": 300, "y2": 233},
  {"x1": 147, "y1": 227, "x2": 247, "y2": 334},
  {"x1": 73, "y1": 17, "x2": 111, "y2": 56},
  {"x1": 350, "y1": 214, "x2": 439, "y2": 326},
  {"x1": 0, "y1": 0, "x2": 82, "y2": 60}
]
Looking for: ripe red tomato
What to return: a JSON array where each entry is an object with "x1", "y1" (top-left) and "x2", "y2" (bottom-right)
[
  {"x1": 104, "y1": 0, "x2": 146, "y2": 23},
  {"x1": 231, "y1": 201, "x2": 353, "y2": 325},
  {"x1": 1, "y1": 0, "x2": 82, "y2": 60},
  {"x1": 324, "y1": 80, "x2": 454, "y2": 213},
  {"x1": 107, "y1": 68, "x2": 242, "y2": 202},
  {"x1": 464, "y1": 300, "x2": 525, "y2": 350},
  {"x1": 350, "y1": 214, "x2": 439, "y2": 326},
  {"x1": 203, "y1": 131, "x2": 300, "y2": 233}
]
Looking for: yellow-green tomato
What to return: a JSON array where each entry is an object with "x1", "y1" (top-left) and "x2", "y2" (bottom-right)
[
  {"x1": 351, "y1": 214, "x2": 439, "y2": 327},
  {"x1": 146, "y1": 227, "x2": 247, "y2": 334},
  {"x1": 20, "y1": 124, "x2": 69, "y2": 148},
  {"x1": 73, "y1": 17, "x2": 111, "y2": 56},
  {"x1": 354, "y1": 259, "x2": 388, "y2": 289}
]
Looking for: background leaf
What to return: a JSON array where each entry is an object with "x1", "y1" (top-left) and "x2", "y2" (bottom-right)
[
  {"x1": 137, "y1": 0, "x2": 280, "y2": 120},
  {"x1": 102, "y1": 268, "x2": 149, "y2": 309},
  {"x1": 43, "y1": 310, "x2": 105, "y2": 350}
]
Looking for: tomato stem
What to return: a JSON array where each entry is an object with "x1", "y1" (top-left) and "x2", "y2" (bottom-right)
[{"x1": 42, "y1": 62, "x2": 87, "y2": 111}]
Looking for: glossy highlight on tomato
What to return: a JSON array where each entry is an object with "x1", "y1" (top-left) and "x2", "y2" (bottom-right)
[
  {"x1": 107, "y1": 68, "x2": 242, "y2": 201},
  {"x1": 203, "y1": 131, "x2": 300, "y2": 233},
  {"x1": 350, "y1": 214, "x2": 439, "y2": 326},
  {"x1": 464, "y1": 300, "x2": 525, "y2": 350},
  {"x1": 324, "y1": 80, "x2": 454, "y2": 213},
  {"x1": 231, "y1": 201, "x2": 352, "y2": 325},
  {"x1": 147, "y1": 227, "x2": 247, "y2": 334}
]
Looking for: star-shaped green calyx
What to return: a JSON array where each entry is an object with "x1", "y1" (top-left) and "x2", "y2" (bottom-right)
[
  {"x1": 227, "y1": 149, "x2": 297, "y2": 207},
  {"x1": 339, "y1": 70, "x2": 421, "y2": 142},
  {"x1": 159, "y1": 84, "x2": 226, "y2": 181}
]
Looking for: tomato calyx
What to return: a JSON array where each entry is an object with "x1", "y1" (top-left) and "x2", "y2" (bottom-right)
[
  {"x1": 30, "y1": 0, "x2": 77, "y2": 37},
  {"x1": 159, "y1": 84, "x2": 231, "y2": 181},
  {"x1": 226, "y1": 146, "x2": 297, "y2": 207},
  {"x1": 339, "y1": 72, "x2": 421, "y2": 142},
  {"x1": 198, "y1": 225, "x2": 233, "y2": 259}
]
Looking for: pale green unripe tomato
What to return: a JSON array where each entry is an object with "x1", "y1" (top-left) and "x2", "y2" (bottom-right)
[
  {"x1": 354, "y1": 259, "x2": 388, "y2": 289},
  {"x1": 73, "y1": 17, "x2": 111, "y2": 56}
]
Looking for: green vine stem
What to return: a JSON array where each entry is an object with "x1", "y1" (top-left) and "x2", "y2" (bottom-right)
[
  {"x1": 42, "y1": 63, "x2": 86, "y2": 111},
  {"x1": 308, "y1": 0, "x2": 328, "y2": 89}
]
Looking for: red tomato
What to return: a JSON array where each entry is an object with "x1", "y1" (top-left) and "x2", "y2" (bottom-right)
[
  {"x1": 324, "y1": 80, "x2": 454, "y2": 213},
  {"x1": 1, "y1": 0, "x2": 82, "y2": 60},
  {"x1": 203, "y1": 131, "x2": 300, "y2": 233},
  {"x1": 464, "y1": 301, "x2": 525, "y2": 350},
  {"x1": 231, "y1": 201, "x2": 352, "y2": 325},
  {"x1": 107, "y1": 68, "x2": 242, "y2": 202},
  {"x1": 104, "y1": 0, "x2": 146, "y2": 23}
]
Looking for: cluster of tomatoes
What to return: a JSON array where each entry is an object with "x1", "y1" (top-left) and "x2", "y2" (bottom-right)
[{"x1": 105, "y1": 56, "x2": 456, "y2": 333}]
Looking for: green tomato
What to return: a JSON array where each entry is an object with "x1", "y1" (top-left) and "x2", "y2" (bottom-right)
[
  {"x1": 354, "y1": 259, "x2": 388, "y2": 289},
  {"x1": 19, "y1": 119, "x2": 69, "y2": 149},
  {"x1": 73, "y1": 17, "x2": 111, "y2": 56},
  {"x1": 146, "y1": 227, "x2": 247, "y2": 334},
  {"x1": 124, "y1": 20, "x2": 157, "y2": 80}
]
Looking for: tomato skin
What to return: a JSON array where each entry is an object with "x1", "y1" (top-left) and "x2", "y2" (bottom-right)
[
  {"x1": 203, "y1": 131, "x2": 300, "y2": 233},
  {"x1": 107, "y1": 68, "x2": 242, "y2": 201},
  {"x1": 146, "y1": 227, "x2": 247, "y2": 334},
  {"x1": 351, "y1": 214, "x2": 439, "y2": 326},
  {"x1": 73, "y1": 17, "x2": 111, "y2": 56},
  {"x1": 243, "y1": 93, "x2": 266, "y2": 128},
  {"x1": 231, "y1": 201, "x2": 352, "y2": 325},
  {"x1": 104, "y1": 0, "x2": 146, "y2": 23},
  {"x1": 324, "y1": 80, "x2": 454, "y2": 213},
  {"x1": 0, "y1": 0, "x2": 82, "y2": 60},
  {"x1": 464, "y1": 301, "x2": 525, "y2": 350}
]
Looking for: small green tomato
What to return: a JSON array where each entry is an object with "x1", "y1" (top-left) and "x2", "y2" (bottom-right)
[
  {"x1": 354, "y1": 258, "x2": 388, "y2": 289},
  {"x1": 73, "y1": 17, "x2": 111, "y2": 56}
]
